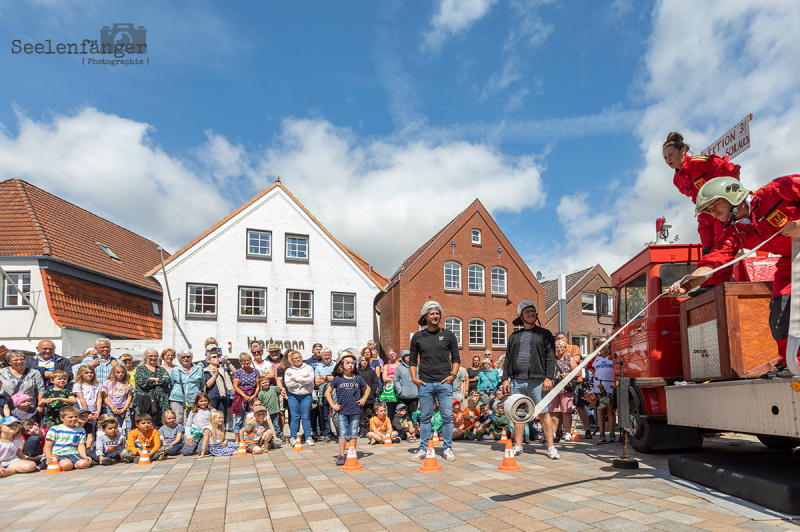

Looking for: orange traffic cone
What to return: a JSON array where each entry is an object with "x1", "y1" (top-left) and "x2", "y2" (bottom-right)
[
  {"x1": 500, "y1": 428, "x2": 508, "y2": 442},
  {"x1": 384, "y1": 432, "x2": 393, "y2": 446},
  {"x1": 498, "y1": 438, "x2": 521, "y2": 471},
  {"x1": 237, "y1": 442, "x2": 247, "y2": 456},
  {"x1": 138, "y1": 446, "x2": 151, "y2": 466},
  {"x1": 44, "y1": 456, "x2": 62, "y2": 474},
  {"x1": 571, "y1": 426, "x2": 580, "y2": 442},
  {"x1": 293, "y1": 438, "x2": 303, "y2": 452},
  {"x1": 419, "y1": 439, "x2": 442, "y2": 472},
  {"x1": 432, "y1": 430, "x2": 440, "y2": 445},
  {"x1": 341, "y1": 441, "x2": 363, "y2": 471}
]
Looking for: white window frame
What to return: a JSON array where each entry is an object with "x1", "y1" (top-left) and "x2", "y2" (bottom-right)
[
  {"x1": 444, "y1": 261, "x2": 461, "y2": 290},
  {"x1": 491, "y1": 267, "x2": 506, "y2": 294},
  {"x1": 468, "y1": 264, "x2": 484, "y2": 293},
  {"x1": 331, "y1": 292, "x2": 356, "y2": 323},
  {"x1": 3, "y1": 272, "x2": 31, "y2": 308},
  {"x1": 246, "y1": 229, "x2": 272, "y2": 258},
  {"x1": 491, "y1": 320, "x2": 507, "y2": 347},
  {"x1": 187, "y1": 283, "x2": 217, "y2": 317},
  {"x1": 581, "y1": 293, "x2": 596, "y2": 314},
  {"x1": 285, "y1": 234, "x2": 309, "y2": 261},
  {"x1": 572, "y1": 336, "x2": 588, "y2": 355},
  {"x1": 469, "y1": 318, "x2": 485, "y2": 347},
  {"x1": 286, "y1": 289, "x2": 313, "y2": 320},
  {"x1": 239, "y1": 287, "x2": 267, "y2": 318},
  {"x1": 472, "y1": 229, "x2": 481, "y2": 245},
  {"x1": 444, "y1": 317, "x2": 462, "y2": 347}
]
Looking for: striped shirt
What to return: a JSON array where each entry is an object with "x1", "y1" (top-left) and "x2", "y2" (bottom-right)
[
  {"x1": 516, "y1": 330, "x2": 533, "y2": 378},
  {"x1": 45, "y1": 424, "x2": 86, "y2": 456}
]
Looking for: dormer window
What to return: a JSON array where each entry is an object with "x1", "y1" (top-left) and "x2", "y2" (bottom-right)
[
  {"x1": 472, "y1": 229, "x2": 481, "y2": 245},
  {"x1": 96, "y1": 242, "x2": 120, "y2": 261}
]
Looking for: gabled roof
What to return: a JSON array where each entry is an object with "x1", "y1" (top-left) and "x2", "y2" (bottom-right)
[
  {"x1": 41, "y1": 270, "x2": 162, "y2": 340},
  {"x1": 0, "y1": 178, "x2": 167, "y2": 292},
  {"x1": 542, "y1": 267, "x2": 593, "y2": 311},
  {"x1": 147, "y1": 180, "x2": 388, "y2": 288}
]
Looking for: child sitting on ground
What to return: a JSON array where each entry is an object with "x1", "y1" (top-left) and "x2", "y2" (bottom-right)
[
  {"x1": 452, "y1": 399, "x2": 465, "y2": 440},
  {"x1": 10, "y1": 393, "x2": 41, "y2": 425},
  {"x1": 199, "y1": 410, "x2": 240, "y2": 457},
  {"x1": 256, "y1": 375, "x2": 282, "y2": 441},
  {"x1": 368, "y1": 404, "x2": 399, "y2": 444},
  {"x1": 431, "y1": 401, "x2": 444, "y2": 437},
  {"x1": 245, "y1": 397, "x2": 264, "y2": 424},
  {"x1": 240, "y1": 405, "x2": 278, "y2": 454},
  {"x1": 21, "y1": 420, "x2": 45, "y2": 464},
  {"x1": 0, "y1": 416, "x2": 38, "y2": 477},
  {"x1": 182, "y1": 393, "x2": 213, "y2": 456},
  {"x1": 44, "y1": 406, "x2": 92, "y2": 471},
  {"x1": 122, "y1": 414, "x2": 167, "y2": 463},
  {"x1": 75, "y1": 408, "x2": 96, "y2": 451},
  {"x1": 158, "y1": 410, "x2": 184, "y2": 456},
  {"x1": 392, "y1": 403, "x2": 415, "y2": 442},
  {"x1": 476, "y1": 404, "x2": 494, "y2": 439},
  {"x1": 38, "y1": 371, "x2": 76, "y2": 429},
  {"x1": 488, "y1": 401, "x2": 511, "y2": 440},
  {"x1": 92, "y1": 418, "x2": 125, "y2": 465}
]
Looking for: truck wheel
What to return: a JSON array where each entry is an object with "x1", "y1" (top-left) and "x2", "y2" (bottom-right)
[
  {"x1": 757, "y1": 435, "x2": 800, "y2": 450},
  {"x1": 628, "y1": 396, "x2": 653, "y2": 453}
]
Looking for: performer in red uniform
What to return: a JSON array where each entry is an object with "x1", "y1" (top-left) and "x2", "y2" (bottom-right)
[{"x1": 665, "y1": 175, "x2": 800, "y2": 378}]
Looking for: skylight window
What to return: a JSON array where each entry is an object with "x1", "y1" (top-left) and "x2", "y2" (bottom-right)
[{"x1": 96, "y1": 242, "x2": 121, "y2": 261}]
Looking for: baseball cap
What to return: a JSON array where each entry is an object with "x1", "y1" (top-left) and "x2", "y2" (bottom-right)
[
  {"x1": 312, "y1": 343, "x2": 322, "y2": 349},
  {"x1": 452, "y1": 398, "x2": 461, "y2": 405},
  {"x1": 206, "y1": 344, "x2": 220, "y2": 351},
  {"x1": 252, "y1": 406, "x2": 267, "y2": 413},
  {"x1": 395, "y1": 403, "x2": 408, "y2": 411},
  {"x1": 0, "y1": 416, "x2": 20, "y2": 426},
  {"x1": 77, "y1": 408, "x2": 91, "y2": 414}
]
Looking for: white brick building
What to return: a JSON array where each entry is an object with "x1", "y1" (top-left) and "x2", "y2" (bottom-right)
[{"x1": 148, "y1": 180, "x2": 388, "y2": 357}]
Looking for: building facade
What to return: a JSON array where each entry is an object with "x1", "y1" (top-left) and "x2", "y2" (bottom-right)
[
  {"x1": 148, "y1": 180, "x2": 388, "y2": 357},
  {"x1": 376, "y1": 199, "x2": 544, "y2": 362},
  {"x1": 542, "y1": 264, "x2": 612, "y2": 354},
  {"x1": 0, "y1": 178, "x2": 165, "y2": 358}
]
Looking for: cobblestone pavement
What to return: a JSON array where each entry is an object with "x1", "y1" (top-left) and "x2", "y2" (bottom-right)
[{"x1": 2, "y1": 436, "x2": 799, "y2": 532}]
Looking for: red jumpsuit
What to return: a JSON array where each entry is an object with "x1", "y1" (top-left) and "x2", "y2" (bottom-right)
[{"x1": 698, "y1": 174, "x2": 800, "y2": 364}]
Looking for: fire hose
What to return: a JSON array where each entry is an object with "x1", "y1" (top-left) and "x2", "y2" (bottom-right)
[{"x1": 505, "y1": 233, "x2": 797, "y2": 426}]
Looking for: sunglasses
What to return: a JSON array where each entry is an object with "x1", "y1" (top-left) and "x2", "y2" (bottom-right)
[
  {"x1": 180, "y1": 356, "x2": 192, "y2": 359},
  {"x1": 252, "y1": 350, "x2": 263, "y2": 354},
  {"x1": 209, "y1": 355, "x2": 219, "y2": 359}
]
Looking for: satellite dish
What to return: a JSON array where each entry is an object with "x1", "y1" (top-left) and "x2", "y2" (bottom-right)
[{"x1": 536, "y1": 271, "x2": 543, "y2": 281}]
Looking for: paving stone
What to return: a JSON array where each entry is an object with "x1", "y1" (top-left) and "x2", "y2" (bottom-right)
[
  {"x1": 376, "y1": 513, "x2": 412, "y2": 526},
  {"x1": 593, "y1": 517, "x2": 654, "y2": 532},
  {"x1": 463, "y1": 499, "x2": 501, "y2": 510},
  {"x1": 544, "y1": 516, "x2": 593, "y2": 532}
]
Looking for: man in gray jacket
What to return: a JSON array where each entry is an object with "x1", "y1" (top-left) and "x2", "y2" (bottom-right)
[{"x1": 393, "y1": 351, "x2": 418, "y2": 415}]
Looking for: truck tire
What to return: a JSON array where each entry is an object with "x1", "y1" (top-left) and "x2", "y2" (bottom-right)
[
  {"x1": 628, "y1": 396, "x2": 653, "y2": 453},
  {"x1": 757, "y1": 435, "x2": 800, "y2": 450}
]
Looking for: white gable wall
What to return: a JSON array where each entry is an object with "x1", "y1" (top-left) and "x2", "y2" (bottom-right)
[{"x1": 154, "y1": 188, "x2": 379, "y2": 357}]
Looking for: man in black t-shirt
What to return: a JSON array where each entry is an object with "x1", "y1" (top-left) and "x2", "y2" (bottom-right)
[{"x1": 409, "y1": 301, "x2": 461, "y2": 462}]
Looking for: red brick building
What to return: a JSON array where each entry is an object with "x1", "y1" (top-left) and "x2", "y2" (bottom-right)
[
  {"x1": 541, "y1": 264, "x2": 612, "y2": 354},
  {"x1": 376, "y1": 199, "x2": 544, "y2": 361}
]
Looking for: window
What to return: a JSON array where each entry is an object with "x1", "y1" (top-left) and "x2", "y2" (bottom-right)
[
  {"x1": 247, "y1": 230, "x2": 272, "y2": 258},
  {"x1": 581, "y1": 293, "x2": 596, "y2": 314},
  {"x1": 492, "y1": 320, "x2": 507, "y2": 347},
  {"x1": 472, "y1": 229, "x2": 481, "y2": 245},
  {"x1": 287, "y1": 290, "x2": 313, "y2": 320},
  {"x1": 469, "y1": 318, "x2": 485, "y2": 346},
  {"x1": 150, "y1": 301, "x2": 161, "y2": 317},
  {"x1": 445, "y1": 317, "x2": 462, "y2": 346},
  {"x1": 332, "y1": 293, "x2": 356, "y2": 323},
  {"x1": 620, "y1": 273, "x2": 647, "y2": 325},
  {"x1": 659, "y1": 263, "x2": 697, "y2": 293},
  {"x1": 468, "y1": 265, "x2": 484, "y2": 292},
  {"x1": 598, "y1": 294, "x2": 614, "y2": 317},
  {"x1": 239, "y1": 287, "x2": 267, "y2": 317},
  {"x1": 286, "y1": 234, "x2": 309, "y2": 261},
  {"x1": 4, "y1": 272, "x2": 31, "y2": 308},
  {"x1": 187, "y1": 284, "x2": 217, "y2": 316},
  {"x1": 572, "y1": 336, "x2": 588, "y2": 355},
  {"x1": 444, "y1": 261, "x2": 461, "y2": 290},
  {"x1": 96, "y1": 242, "x2": 120, "y2": 261},
  {"x1": 491, "y1": 267, "x2": 506, "y2": 294}
]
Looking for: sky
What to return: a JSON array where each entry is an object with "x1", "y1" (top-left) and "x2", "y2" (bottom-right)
[{"x1": 1, "y1": 0, "x2": 798, "y2": 281}]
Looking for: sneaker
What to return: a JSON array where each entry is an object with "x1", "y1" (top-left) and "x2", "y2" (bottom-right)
[
  {"x1": 335, "y1": 455, "x2": 346, "y2": 466},
  {"x1": 306, "y1": 438, "x2": 314, "y2": 447},
  {"x1": 392, "y1": 437, "x2": 401, "y2": 444},
  {"x1": 465, "y1": 432, "x2": 474, "y2": 441},
  {"x1": 289, "y1": 437, "x2": 296, "y2": 446},
  {"x1": 322, "y1": 436, "x2": 331, "y2": 444},
  {"x1": 585, "y1": 430, "x2": 593, "y2": 440},
  {"x1": 133, "y1": 456, "x2": 140, "y2": 464},
  {"x1": 563, "y1": 433, "x2": 572, "y2": 442},
  {"x1": 368, "y1": 438, "x2": 376, "y2": 445},
  {"x1": 100, "y1": 458, "x2": 115, "y2": 466},
  {"x1": 444, "y1": 448, "x2": 456, "y2": 461},
  {"x1": 547, "y1": 447, "x2": 560, "y2": 460},
  {"x1": 597, "y1": 434, "x2": 608, "y2": 444},
  {"x1": 537, "y1": 434, "x2": 544, "y2": 442},
  {"x1": 410, "y1": 450, "x2": 426, "y2": 462},
  {"x1": 609, "y1": 434, "x2": 617, "y2": 443},
  {"x1": 513, "y1": 445, "x2": 523, "y2": 456},
  {"x1": 760, "y1": 364, "x2": 794, "y2": 379}
]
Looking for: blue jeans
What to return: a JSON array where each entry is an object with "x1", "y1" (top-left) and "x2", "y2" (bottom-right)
[
  {"x1": 319, "y1": 396, "x2": 332, "y2": 438},
  {"x1": 287, "y1": 392, "x2": 312, "y2": 440},
  {"x1": 337, "y1": 412, "x2": 359, "y2": 440},
  {"x1": 418, "y1": 381, "x2": 454, "y2": 451},
  {"x1": 270, "y1": 412, "x2": 282, "y2": 439}
]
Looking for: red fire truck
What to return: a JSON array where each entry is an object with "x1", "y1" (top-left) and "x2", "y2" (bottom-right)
[{"x1": 597, "y1": 241, "x2": 800, "y2": 453}]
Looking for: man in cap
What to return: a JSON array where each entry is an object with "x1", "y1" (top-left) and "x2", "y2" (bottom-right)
[
  {"x1": 666, "y1": 174, "x2": 800, "y2": 378},
  {"x1": 409, "y1": 301, "x2": 460, "y2": 462},
  {"x1": 501, "y1": 299, "x2": 559, "y2": 459}
]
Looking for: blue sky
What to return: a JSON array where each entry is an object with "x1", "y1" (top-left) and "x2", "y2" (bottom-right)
[{"x1": 1, "y1": 0, "x2": 798, "y2": 279}]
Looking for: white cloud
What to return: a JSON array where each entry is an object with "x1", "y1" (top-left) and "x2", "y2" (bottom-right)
[
  {"x1": 422, "y1": 0, "x2": 498, "y2": 53},
  {"x1": 482, "y1": 57, "x2": 522, "y2": 99},
  {"x1": 540, "y1": 0, "x2": 800, "y2": 278},
  {"x1": 506, "y1": 0, "x2": 554, "y2": 50},
  {"x1": 0, "y1": 107, "x2": 233, "y2": 253}
]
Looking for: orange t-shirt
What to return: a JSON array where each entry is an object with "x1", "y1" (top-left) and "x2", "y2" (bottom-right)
[
  {"x1": 370, "y1": 416, "x2": 391, "y2": 434},
  {"x1": 463, "y1": 407, "x2": 480, "y2": 427}
]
